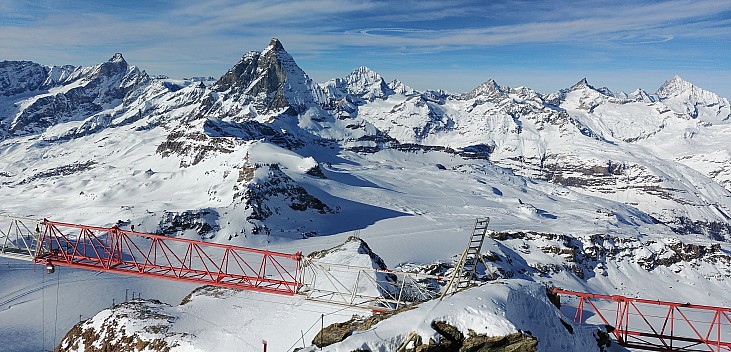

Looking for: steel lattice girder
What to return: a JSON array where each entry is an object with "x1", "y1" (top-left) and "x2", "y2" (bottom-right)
[
  {"x1": 0, "y1": 215, "x2": 42, "y2": 261},
  {"x1": 554, "y1": 288, "x2": 731, "y2": 352},
  {"x1": 35, "y1": 220, "x2": 303, "y2": 295}
]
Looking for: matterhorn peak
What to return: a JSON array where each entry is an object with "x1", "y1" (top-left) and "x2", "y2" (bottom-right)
[
  {"x1": 212, "y1": 38, "x2": 325, "y2": 115},
  {"x1": 263, "y1": 37, "x2": 286, "y2": 54},
  {"x1": 108, "y1": 53, "x2": 126, "y2": 64}
]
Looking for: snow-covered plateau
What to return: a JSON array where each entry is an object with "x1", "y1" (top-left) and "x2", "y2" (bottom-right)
[{"x1": 1, "y1": 38, "x2": 730, "y2": 351}]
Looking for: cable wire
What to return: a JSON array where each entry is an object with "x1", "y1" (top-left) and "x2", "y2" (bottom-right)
[
  {"x1": 285, "y1": 301, "x2": 365, "y2": 352},
  {"x1": 42, "y1": 268, "x2": 45, "y2": 351},
  {"x1": 54, "y1": 266, "x2": 60, "y2": 348}
]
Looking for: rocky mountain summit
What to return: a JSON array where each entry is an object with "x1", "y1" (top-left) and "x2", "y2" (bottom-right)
[
  {"x1": 209, "y1": 38, "x2": 325, "y2": 120},
  {"x1": 3, "y1": 53, "x2": 150, "y2": 136}
]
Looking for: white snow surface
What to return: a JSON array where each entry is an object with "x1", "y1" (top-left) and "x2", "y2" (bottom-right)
[
  {"x1": 1, "y1": 40, "x2": 731, "y2": 351},
  {"x1": 316, "y1": 280, "x2": 618, "y2": 352}
]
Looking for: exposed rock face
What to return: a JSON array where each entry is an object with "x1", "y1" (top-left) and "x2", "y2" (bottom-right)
[
  {"x1": 8, "y1": 53, "x2": 150, "y2": 135},
  {"x1": 0, "y1": 61, "x2": 50, "y2": 96},
  {"x1": 240, "y1": 163, "x2": 335, "y2": 236},
  {"x1": 155, "y1": 128, "x2": 238, "y2": 168},
  {"x1": 55, "y1": 300, "x2": 182, "y2": 352},
  {"x1": 211, "y1": 38, "x2": 325, "y2": 118},
  {"x1": 323, "y1": 66, "x2": 395, "y2": 102},
  {"x1": 311, "y1": 313, "x2": 540, "y2": 352},
  {"x1": 312, "y1": 306, "x2": 416, "y2": 348},
  {"x1": 157, "y1": 208, "x2": 220, "y2": 240},
  {"x1": 482, "y1": 231, "x2": 731, "y2": 281}
]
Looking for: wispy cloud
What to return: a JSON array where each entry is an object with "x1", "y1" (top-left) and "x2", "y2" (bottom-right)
[
  {"x1": 0, "y1": 0, "x2": 728, "y2": 95},
  {"x1": 2, "y1": 0, "x2": 728, "y2": 56},
  {"x1": 341, "y1": 0, "x2": 731, "y2": 49}
]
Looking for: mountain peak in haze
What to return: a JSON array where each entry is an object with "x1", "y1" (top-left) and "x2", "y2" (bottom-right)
[
  {"x1": 464, "y1": 79, "x2": 504, "y2": 100},
  {"x1": 655, "y1": 75, "x2": 730, "y2": 120},
  {"x1": 655, "y1": 75, "x2": 694, "y2": 98}
]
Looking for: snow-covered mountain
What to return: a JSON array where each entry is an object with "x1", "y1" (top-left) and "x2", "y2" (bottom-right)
[
  {"x1": 655, "y1": 75, "x2": 731, "y2": 121},
  {"x1": 3, "y1": 54, "x2": 150, "y2": 137},
  {"x1": 323, "y1": 66, "x2": 395, "y2": 102},
  {"x1": 210, "y1": 38, "x2": 326, "y2": 120},
  {"x1": 1, "y1": 39, "x2": 731, "y2": 351}
]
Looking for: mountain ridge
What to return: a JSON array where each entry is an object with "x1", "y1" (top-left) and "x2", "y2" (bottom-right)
[{"x1": 1, "y1": 38, "x2": 730, "y2": 242}]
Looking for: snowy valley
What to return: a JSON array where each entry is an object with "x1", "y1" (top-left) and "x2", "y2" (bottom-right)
[{"x1": 1, "y1": 38, "x2": 731, "y2": 351}]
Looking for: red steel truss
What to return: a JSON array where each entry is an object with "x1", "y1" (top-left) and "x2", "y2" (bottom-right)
[
  {"x1": 554, "y1": 288, "x2": 731, "y2": 352},
  {"x1": 34, "y1": 220, "x2": 303, "y2": 295}
]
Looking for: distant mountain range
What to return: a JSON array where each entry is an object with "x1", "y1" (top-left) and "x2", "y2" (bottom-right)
[{"x1": 2, "y1": 37, "x2": 729, "y2": 241}]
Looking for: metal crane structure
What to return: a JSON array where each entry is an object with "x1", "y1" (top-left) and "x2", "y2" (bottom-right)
[
  {"x1": 1, "y1": 215, "x2": 302, "y2": 295},
  {"x1": 0, "y1": 214, "x2": 463, "y2": 310},
  {"x1": 554, "y1": 288, "x2": 731, "y2": 352},
  {"x1": 3, "y1": 214, "x2": 731, "y2": 350}
]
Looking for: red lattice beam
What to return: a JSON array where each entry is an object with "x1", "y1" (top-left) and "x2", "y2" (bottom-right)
[
  {"x1": 34, "y1": 220, "x2": 302, "y2": 295},
  {"x1": 554, "y1": 288, "x2": 731, "y2": 352}
]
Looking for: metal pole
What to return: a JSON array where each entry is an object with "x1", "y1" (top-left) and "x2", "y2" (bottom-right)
[
  {"x1": 320, "y1": 314, "x2": 324, "y2": 350},
  {"x1": 125, "y1": 288, "x2": 128, "y2": 302}
]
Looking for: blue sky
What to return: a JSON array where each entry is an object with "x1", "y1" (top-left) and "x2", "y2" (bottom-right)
[{"x1": 1, "y1": 0, "x2": 730, "y2": 96}]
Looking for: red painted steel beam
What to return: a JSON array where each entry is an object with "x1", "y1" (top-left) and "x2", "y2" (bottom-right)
[
  {"x1": 553, "y1": 288, "x2": 731, "y2": 352},
  {"x1": 34, "y1": 220, "x2": 303, "y2": 296}
]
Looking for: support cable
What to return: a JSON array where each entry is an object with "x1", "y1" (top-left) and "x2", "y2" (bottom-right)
[
  {"x1": 53, "y1": 266, "x2": 60, "y2": 348},
  {"x1": 285, "y1": 302, "x2": 365, "y2": 352},
  {"x1": 42, "y1": 269, "x2": 45, "y2": 351}
]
